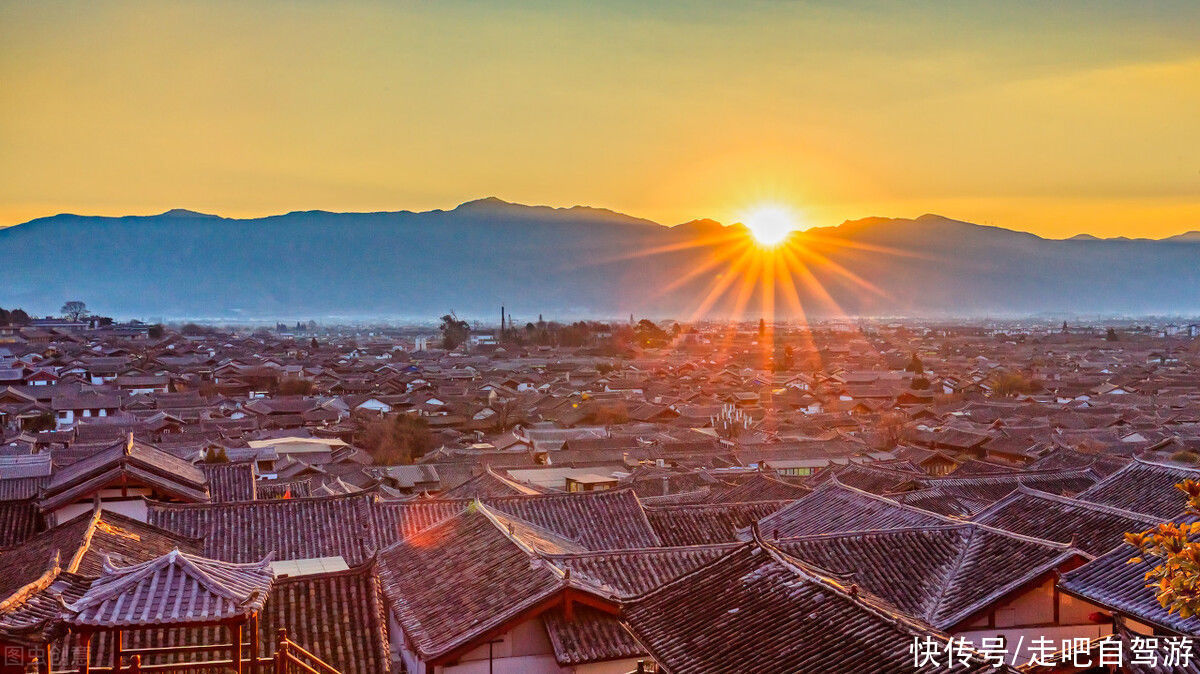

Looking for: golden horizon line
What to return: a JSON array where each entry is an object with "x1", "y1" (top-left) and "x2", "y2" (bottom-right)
[{"x1": 1, "y1": 198, "x2": 1198, "y2": 241}]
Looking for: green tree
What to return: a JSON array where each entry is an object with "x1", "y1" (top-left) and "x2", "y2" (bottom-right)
[
  {"x1": 439, "y1": 313, "x2": 471, "y2": 349},
  {"x1": 905, "y1": 353, "x2": 924, "y2": 374},
  {"x1": 277, "y1": 377, "x2": 315, "y2": 396},
  {"x1": 357, "y1": 414, "x2": 434, "y2": 465},
  {"x1": 61, "y1": 300, "x2": 88, "y2": 322},
  {"x1": 203, "y1": 447, "x2": 229, "y2": 463},
  {"x1": 147, "y1": 324, "x2": 165, "y2": 339},
  {"x1": 1106, "y1": 327, "x2": 1119, "y2": 341},
  {"x1": 634, "y1": 319, "x2": 668, "y2": 347},
  {"x1": 781, "y1": 345, "x2": 795, "y2": 371},
  {"x1": 10, "y1": 309, "x2": 30, "y2": 325},
  {"x1": 590, "y1": 402, "x2": 630, "y2": 425},
  {"x1": 990, "y1": 371, "x2": 1033, "y2": 397},
  {"x1": 27, "y1": 412, "x2": 55, "y2": 432}
]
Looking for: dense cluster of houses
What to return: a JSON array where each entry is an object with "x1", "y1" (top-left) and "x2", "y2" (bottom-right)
[{"x1": 1, "y1": 318, "x2": 1199, "y2": 673}]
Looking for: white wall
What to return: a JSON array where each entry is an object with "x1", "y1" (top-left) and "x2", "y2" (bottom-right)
[
  {"x1": 574, "y1": 659, "x2": 647, "y2": 674},
  {"x1": 53, "y1": 496, "x2": 149, "y2": 525}
]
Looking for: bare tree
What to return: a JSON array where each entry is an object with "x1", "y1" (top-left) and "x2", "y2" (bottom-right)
[{"x1": 61, "y1": 300, "x2": 88, "y2": 322}]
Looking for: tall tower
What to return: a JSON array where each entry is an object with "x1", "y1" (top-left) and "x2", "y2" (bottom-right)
[{"x1": 501, "y1": 305, "x2": 506, "y2": 333}]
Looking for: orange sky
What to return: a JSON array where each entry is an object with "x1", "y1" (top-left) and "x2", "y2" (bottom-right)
[{"x1": 2, "y1": 1, "x2": 1198, "y2": 238}]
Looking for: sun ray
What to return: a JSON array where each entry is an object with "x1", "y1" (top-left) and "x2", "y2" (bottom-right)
[
  {"x1": 655, "y1": 240, "x2": 751, "y2": 296},
  {"x1": 687, "y1": 246, "x2": 758, "y2": 323},
  {"x1": 779, "y1": 245, "x2": 845, "y2": 316},
  {"x1": 587, "y1": 229, "x2": 746, "y2": 266},
  {"x1": 788, "y1": 241, "x2": 890, "y2": 299}
]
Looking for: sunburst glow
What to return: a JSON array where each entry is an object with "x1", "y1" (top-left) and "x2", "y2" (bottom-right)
[
  {"x1": 580, "y1": 196, "x2": 925, "y2": 330},
  {"x1": 740, "y1": 204, "x2": 799, "y2": 246}
]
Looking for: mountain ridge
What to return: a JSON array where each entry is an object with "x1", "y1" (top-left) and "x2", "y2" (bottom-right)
[
  {"x1": 9, "y1": 200, "x2": 1196, "y2": 243},
  {"x1": 2, "y1": 199, "x2": 1199, "y2": 320}
]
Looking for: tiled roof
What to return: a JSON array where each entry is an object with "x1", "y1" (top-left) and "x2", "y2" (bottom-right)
[
  {"x1": 644, "y1": 501, "x2": 790, "y2": 546},
  {"x1": 622, "y1": 540, "x2": 1011, "y2": 673},
  {"x1": 1077, "y1": 458, "x2": 1200, "y2": 518},
  {"x1": 0, "y1": 498, "x2": 42, "y2": 546},
  {"x1": 64, "y1": 549, "x2": 274, "y2": 627},
  {"x1": 374, "y1": 488, "x2": 662, "y2": 550},
  {"x1": 377, "y1": 503, "x2": 594, "y2": 662},
  {"x1": 438, "y1": 465, "x2": 543, "y2": 498},
  {"x1": 898, "y1": 467, "x2": 1102, "y2": 506},
  {"x1": 547, "y1": 545, "x2": 736, "y2": 598},
  {"x1": 147, "y1": 491, "x2": 380, "y2": 564},
  {"x1": 256, "y1": 479, "x2": 312, "y2": 499},
  {"x1": 971, "y1": 486, "x2": 1159, "y2": 555},
  {"x1": 697, "y1": 472, "x2": 811, "y2": 503},
  {"x1": 0, "y1": 571, "x2": 91, "y2": 645},
  {"x1": 949, "y1": 458, "x2": 1021, "y2": 476},
  {"x1": 812, "y1": 462, "x2": 916, "y2": 493},
  {"x1": 0, "y1": 508, "x2": 199, "y2": 602},
  {"x1": 1061, "y1": 542, "x2": 1200, "y2": 635},
  {"x1": 49, "y1": 562, "x2": 391, "y2": 673},
  {"x1": 757, "y1": 481, "x2": 957, "y2": 539},
  {"x1": 775, "y1": 523, "x2": 1083, "y2": 629},
  {"x1": 258, "y1": 562, "x2": 391, "y2": 672},
  {"x1": 200, "y1": 461, "x2": 257, "y2": 502},
  {"x1": 40, "y1": 435, "x2": 209, "y2": 512},
  {"x1": 542, "y1": 604, "x2": 644, "y2": 666},
  {"x1": 1026, "y1": 448, "x2": 1131, "y2": 476},
  {"x1": 888, "y1": 489, "x2": 992, "y2": 517},
  {"x1": 0, "y1": 476, "x2": 48, "y2": 501}
]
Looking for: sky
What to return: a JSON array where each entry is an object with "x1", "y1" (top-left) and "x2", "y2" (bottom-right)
[{"x1": 2, "y1": 0, "x2": 1199, "y2": 238}]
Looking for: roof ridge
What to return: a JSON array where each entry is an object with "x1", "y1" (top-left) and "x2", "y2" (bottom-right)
[
  {"x1": 964, "y1": 520, "x2": 1079, "y2": 551},
  {"x1": 824, "y1": 481, "x2": 961, "y2": 523},
  {"x1": 988, "y1": 485, "x2": 1160, "y2": 523},
  {"x1": 757, "y1": 533, "x2": 958, "y2": 640},
  {"x1": 475, "y1": 500, "x2": 583, "y2": 558},
  {"x1": 774, "y1": 524, "x2": 968, "y2": 543},
  {"x1": 542, "y1": 542, "x2": 740, "y2": 560},
  {"x1": 481, "y1": 465, "x2": 541, "y2": 495},
  {"x1": 66, "y1": 507, "x2": 104, "y2": 573},
  {"x1": 1130, "y1": 455, "x2": 1200, "y2": 472},
  {"x1": 0, "y1": 550, "x2": 61, "y2": 612},
  {"x1": 75, "y1": 548, "x2": 273, "y2": 611},
  {"x1": 641, "y1": 499, "x2": 795, "y2": 512},
  {"x1": 148, "y1": 488, "x2": 372, "y2": 509},
  {"x1": 616, "y1": 541, "x2": 757, "y2": 605},
  {"x1": 926, "y1": 525, "x2": 980, "y2": 623},
  {"x1": 936, "y1": 546, "x2": 1085, "y2": 629}
]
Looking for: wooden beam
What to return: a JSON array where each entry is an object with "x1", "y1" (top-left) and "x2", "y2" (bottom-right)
[
  {"x1": 230, "y1": 622, "x2": 243, "y2": 674},
  {"x1": 249, "y1": 613, "x2": 260, "y2": 674},
  {"x1": 78, "y1": 630, "x2": 92, "y2": 674}
]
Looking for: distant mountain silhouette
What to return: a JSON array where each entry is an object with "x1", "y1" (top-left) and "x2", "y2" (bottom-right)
[
  {"x1": 1164, "y1": 231, "x2": 1200, "y2": 243},
  {"x1": 3, "y1": 199, "x2": 1199, "y2": 320}
]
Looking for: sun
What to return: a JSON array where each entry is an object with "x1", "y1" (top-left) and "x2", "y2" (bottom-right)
[{"x1": 739, "y1": 203, "x2": 799, "y2": 247}]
